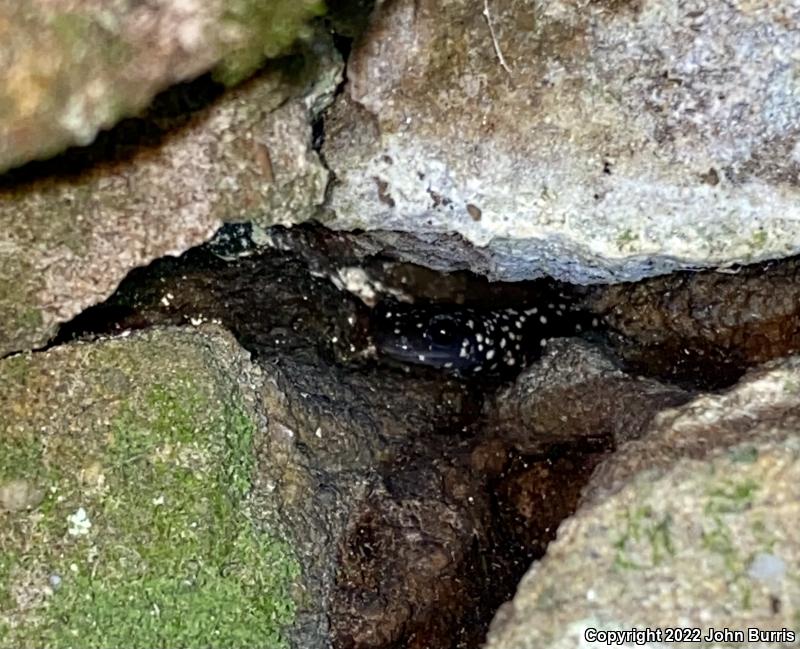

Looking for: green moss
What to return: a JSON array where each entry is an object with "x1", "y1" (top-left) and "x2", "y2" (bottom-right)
[
  {"x1": 0, "y1": 354, "x2": 30, "y2": 388},
  {"x1": 615, "y1": 229, "x2": 638, "y2": 252},
  {"x1": 728, "y1": 446, "x2": 759, "y2": 464},
  {"x1": 698, "y1": 476, "x2": 763, "y2": 608},
  {"x1": 750, "y1": 518, "x2": 777, "y2": 554},
  {"x1": 613, "y1": 504, "x2": 675, "y2": 570},
  {"x1": 700, "y1": 518, "x2": 736, "y2": 565},
  {"x1": 751, "y1": 230, "x2": 768, "y2": 248},
  {"x1": 0, "y1": 256, "x2": 48, "y2": 356},
  {"x1": 47, "y1": 12, "x2": 131, "y2": 88},
  {"x1": 783, "y1": 377, "x2": 800, "y2": 394},
  {"x1": 214, "y1": 0, "x2": 327, "y2": 86},
  {"x1": 0, "y1": 361, "x2": 298, "y2": 649},
  {"x1": 48, "y1": 13, "x2": 95, "y2": 53},
  {"x1": 705, "y1": 478, "x2": 758, "y2": 514}
]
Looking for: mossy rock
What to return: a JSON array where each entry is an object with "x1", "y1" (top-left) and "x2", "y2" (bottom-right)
[
  {"x1": 0, "y1": 0, "x2": 326, "y2": 172},
  {"x1": 0, "y1": 326, "x2": 299, "y2": 648}
]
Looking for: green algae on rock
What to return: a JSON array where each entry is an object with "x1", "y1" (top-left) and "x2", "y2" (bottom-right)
[
  {"x1": 485, "y1": 357, "x2": 800, "y2": 649},
  {"x1": 0, "y1": 0, "x2": 326, "y2": 174},
  {"x1": 0, "y1": 327, "x2": 299, "y2": 649},
  {"x1": 215, "y1": 0, "x2": 327, "y2": 86}
]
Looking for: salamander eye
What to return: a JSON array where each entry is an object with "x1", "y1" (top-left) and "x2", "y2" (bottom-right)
[{"x1": 427, "y1": 315, "x2": 462, "y2": 346}]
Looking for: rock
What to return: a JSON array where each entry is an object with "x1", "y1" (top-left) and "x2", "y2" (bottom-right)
[
  {"x1": 323, "y1": 0, "x2": 800, "y2": 283},
  {"x1": 0, "y1": 326, "x2": 300, "y2": 647},
  {"x1": 0, "y1": 479, "x2": 44, "y2": 513},
  {"x1": 329, "y1": 437, "x2": 494, "y2": 649},
  {"x1": 584, "y1": 257, "x2": 800, "y2": 388},
  {"x1": 52, "y1": 228, "x2": 518, "y2": 648},
  {"x1": 0, "y1": 0, "x2": 324, "y2": 173},
  {"x1": 485, "y1": 356, "x2": 800, "y2": 649},
  {"x1": 0, "y1": 228, "x2": 493, "y2": 649},
  {"x1": 252, "y1": 348, "x2": 476, "y2": 649},
  {"x1": 485, "y1": 338, "x2": 689, "y2": 455},
  {"x1": 0, "y1": 39, "x2": 341, "y2": 357}
]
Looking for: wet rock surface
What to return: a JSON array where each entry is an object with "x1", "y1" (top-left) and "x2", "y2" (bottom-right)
[
  {"x1": 485, "y1": 338, "x2": 690, "y2": 455},
  {"x1": 252, "y1": 344, "x2": 472, "y2": 649},
  {"x1": 584, "y1": 259, "x2": 800, "y2": 389},
  {"x1": 323, "y1": 0, "x2": 800, "y2": 283},
  {"x1": 486, "y1": 357, "x2": 800, "y2": 649},
  {"x1": 330, "y1": 438, "x2": 491, "y2": 649}
]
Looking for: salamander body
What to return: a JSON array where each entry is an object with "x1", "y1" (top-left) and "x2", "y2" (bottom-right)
[{"x1": 370, "y1": 299, "x2": 578, "y2": 375}]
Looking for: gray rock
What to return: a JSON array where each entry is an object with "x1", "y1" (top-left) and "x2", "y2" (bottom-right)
[
  {"x1": 0, "y1": 38, "x2": 341, "y2": 357},
  {"x1": 486, "y1": 338, "x2": 689, "y2": 454},
  {"x1": 0, "y1": 0, "x2": 324, "y2": 173},
  {"x1": 324, "y1": 0, "x2": 800, "y2": 283},
  {"x1": 485, "y1": 356, "x2": 800, "y2": 649}
]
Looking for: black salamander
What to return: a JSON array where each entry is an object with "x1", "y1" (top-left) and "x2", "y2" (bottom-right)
[{"x1": 371, "y1": 299, "x2": 591, "y2": 375}]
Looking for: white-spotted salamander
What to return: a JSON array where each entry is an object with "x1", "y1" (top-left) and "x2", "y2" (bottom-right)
[{"x1": 371, "y1": 299, "x2": 594, "y2": 375}]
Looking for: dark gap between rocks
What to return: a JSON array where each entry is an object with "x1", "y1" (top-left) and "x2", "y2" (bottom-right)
[{"x1": 52, "y1": 222, "x2": 800, "y2": 649}]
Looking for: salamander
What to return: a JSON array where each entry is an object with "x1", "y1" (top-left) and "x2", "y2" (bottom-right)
[{"x1": 370, "y1": 299, "x2": 589, "y2": 375}]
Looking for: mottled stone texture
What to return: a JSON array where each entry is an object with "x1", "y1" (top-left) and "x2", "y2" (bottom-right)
[
  {"x1": 0, "y1": 326, "x2": 300, "y2": 648},
  {"x1": 0, "y1": 37, "x2": 340, "y2": 357},
  {"x1": 583, "y1": 257, "x2": 800, "y2": 388},
  {"x1": 486, "y1": 356, "x2": 800, "y2": 649},
  {"x1": 324, "y1": 0, "x2": 800, "y2": 283},
  {"x1": 0, "y1": 0, "x2": 324, "y2": 173},
  {"x1": 486, "y1": 339, "x2": 689, "y2": 454}
]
